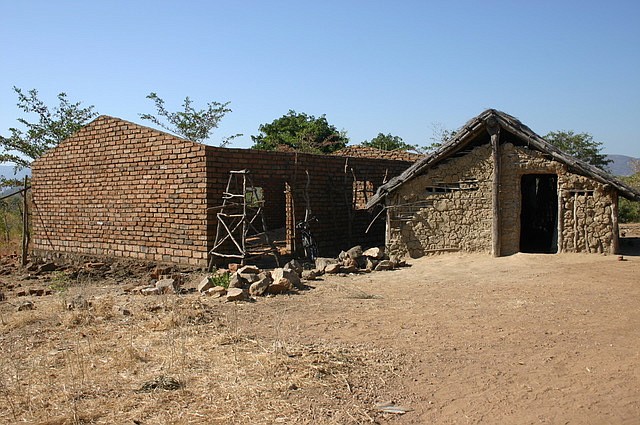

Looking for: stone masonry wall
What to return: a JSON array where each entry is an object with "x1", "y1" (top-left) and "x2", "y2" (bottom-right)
[
  {"x1": 387, "y1": 144, "x2": 494, "y2": 259},
  {"x1": 31, "y1": 116, "x2": 209, "y2": 266},
  {"x1": 500, "y1": 142, "x2": 616, "y2": 254},
  {"x1": 387, "y1": 140, "x2": 618, "y2": 259}
]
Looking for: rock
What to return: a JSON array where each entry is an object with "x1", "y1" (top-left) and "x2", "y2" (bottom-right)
[
  {"x1": 315, "y1": 257, "x2": 338, "y2": 272},
  {"x1": 37, "y1": 262, "x2": 58, "y2": 274},
  {"x1": 363, "y1": 247, "x2": 385, "y2": 259},
  {"x1": 67, "y1": 295, "x2": 91, "y2": 310},
  {"x1": 114, "y1": 305, "x2": 132, "y2": 316},
  {"x1": 284, "y1": 259, "x2": 303, "y2": 276},
  {"x1": 205, "y1": 286, "x2": 227, "y2": 298},
  {"x1": 389, "y1": 255, "x2": 406, "y2": 267},
  {"x1": 121, "y1": 283, "x2": 138, "y2": 293},
  {"x1": 169, "y1": 273, "x2": 185, "y2": 286},
  {"x1": 390, "y1": 258, "x2": 407, "y2": 268},
  {"x1": 325, "y1": 263, "x2": 341, "y2": 274},
  {"x1": 226, "y1": 287, "x2": 247, "y2": 301},
  {"x1": 338, "y1": 251, "x2": 348, "y2": 261},
  {"x1": 141, "y1": 287, "x2": 160, "y2": 296},
  {"x1": 237, "y1": 265, "x2": 261, "y2": 275},
  {"x1": 228, "y1": 263, "x2": 240, "y2": 273},
  {"x1": 124, "y1": 284, "x2": 148, "y2": 294},
  {"x1": 240, "y1": 273, "x2": 260, "y2": 284},
  {"x1": 268, "y1": 278, "x2": 293, "y2": 294},
  {"x1": 346, "y1": 245, "x2": 363, "y2": 260},
  {"x1": 17, "y1": 301, "x2": 34, "y2": 311},
  {"x1": 249, "y1": 275, "x2": 273, "y2": 296},
  {"x1": 29, "y1": 288, "x2": 45, "y2": 296},
  {"x1": 340, "y1": 258, "x2": 359, "y2": 273},
  {"x1": 155, "y1": 278, "x2": 177, "y2": 294},
  {"x1": 16, "y1": 290, "x2": 27, "y2": 297},
  {"x1": 365, "y1": 257, "x2": 379, "y2": 271},
  {"x1": 271, "y1": 268, "x2": 302, "y2": 289},
  {"x1": 302, "y1": 269, "x2": 319, "y2": 280},
  {"x1": 374, "y1": 260, "x2": 394, "y2": 271},
  {"x1": 150, "y1": 266, "x2": 172, "y2": 279},
  {"x1": 197, "y1": 276, "x2": 214, "y2": 293},
  {"x1": 257, "y1": 271, "x2": 272, "y2": 281},
  {"x1": 85, "y1": 262, "x2": 106, "y2": 269},
  {"x1": 228, "y1": 273, "x2": 247, "y2": 289}
]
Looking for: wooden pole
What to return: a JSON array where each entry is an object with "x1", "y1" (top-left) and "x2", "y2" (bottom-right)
[
  {"x1": 611, "y1": 192, "x2": 620, "y2": 254},
  {"x1": 21, "y1": 176, "x2": 29, "y2": 266},
  {"x1": 557, "y1": 187, "x2": 564, "y2": 253},
  {"x1": 486, "y1": 117, "x2": 501, "y2": 257}
]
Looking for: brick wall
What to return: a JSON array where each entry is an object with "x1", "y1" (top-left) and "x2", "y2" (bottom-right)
[
  {"x1": 333, "y1": 146, "x2": 424, "y2": 162},
  {"x1": 31, "y1": 116, "x2": 209, "y2": 266},
  {"x1": 31, "y1": 116, "x2": 413, "y2": 267},
  {"x1": 284, "y1": 153, "x2": 411, "y2": 257},
  {"x1": 205, "y1": 148, "x2": 412, "y2": 258}
]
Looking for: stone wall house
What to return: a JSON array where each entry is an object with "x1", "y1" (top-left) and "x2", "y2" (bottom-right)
[
  {"x1": 31, "y1": 116, "x2": 412, "y2": 267},
  {"x1": 366, "y1": 109, "x2": 640, "y2": 258}
]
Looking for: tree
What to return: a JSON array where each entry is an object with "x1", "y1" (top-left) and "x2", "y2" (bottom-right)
[
  {"x1": 140, "y1": 92, "x2": 240, "y2": 146},
  {"x1": 251, "y1": 110, "x2": 348, "y2": 154},
  {"x1": 361, "y1": 133, "x2": 415, "y2": 151},
  {"x1": 544, "y1": 130, "x2": 612, "y2": 171},
  {"x1": 422, "y1": 122, "x2": 456, "y2": 154},
  {"x1": 619, "y1": 160, "x2": 640, "y2": 223},
  {"x1": 0, "y1": 87, "x2": 97, "y2": 170}
]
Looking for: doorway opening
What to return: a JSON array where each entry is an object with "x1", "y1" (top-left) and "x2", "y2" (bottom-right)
[{"x1": 520, "y1": 174, "x2": 558, "y2": 253}]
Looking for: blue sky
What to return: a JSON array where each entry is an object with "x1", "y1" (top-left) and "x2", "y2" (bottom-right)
[{"x1": 1, "y1": 0, "x2": 639, "y2": 157}]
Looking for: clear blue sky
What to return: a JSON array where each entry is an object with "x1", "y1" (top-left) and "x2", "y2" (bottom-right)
[{"x1": 1, "y1": 0, "x2": 639, "y2": 157}]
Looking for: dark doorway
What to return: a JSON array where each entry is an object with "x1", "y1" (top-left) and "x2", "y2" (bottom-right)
[{"x1": 520, "y1": 174, "x2": 558, "y2": 253}]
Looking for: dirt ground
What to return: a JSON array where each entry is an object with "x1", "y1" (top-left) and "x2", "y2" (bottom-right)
[{"x1": 1, "y1": 225, "x2": 639, "y2": 424}]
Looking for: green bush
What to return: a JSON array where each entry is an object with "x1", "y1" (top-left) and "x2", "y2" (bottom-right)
[
  {"x1": 620, "y1": 198, "x2": 640, "y2": 223},
  {"x1": 620, "y1": 171, "x2": 640, "y2": 223},
  {"x1": 208, "y1": 272, "x2": 230, "y2": 289}
]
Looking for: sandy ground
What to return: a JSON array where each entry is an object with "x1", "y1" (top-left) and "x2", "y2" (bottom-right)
[{"x1": 1, "y1": 225, "x2": 639, "y2": 424}]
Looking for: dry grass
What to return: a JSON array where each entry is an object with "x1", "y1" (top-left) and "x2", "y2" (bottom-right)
[{"x1": 0, "y1": 288, "x2": 401, "y2": 424}]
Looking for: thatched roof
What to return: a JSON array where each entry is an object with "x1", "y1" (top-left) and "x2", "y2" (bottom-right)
[{"x1": 367, "y1": 109, "x2": 640, "y2": 207}]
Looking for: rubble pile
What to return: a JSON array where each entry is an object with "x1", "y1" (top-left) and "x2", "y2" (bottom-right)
[
  {"x1": 122, "y1": 265, "x2": 187, "y2": 296},
  {"x1": 196, "y1": 245, "x2": 404, "y2": 302},
  {"x1": 316, "y1": 245, "x2": 405, "y2": 275},
  {"x1": 197, "y1": 260, "x2": 306, "y2": 302}
]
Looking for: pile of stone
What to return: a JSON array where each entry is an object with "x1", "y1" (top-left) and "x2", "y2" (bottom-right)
[
  {"x1": 197, "y1": 259, "x2": 306, "y2": 301},
  {"x1": 123, "y1": 266, "x2": 185, "y2": 296},
  {"x1": 315, "y1": 245, "x2": 404, "y2": 275},
  {"x1": 196, "y1": 246, "x2": 403, "y2": 302}
]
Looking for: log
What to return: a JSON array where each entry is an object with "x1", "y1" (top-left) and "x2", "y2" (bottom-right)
[
  {"x1": 21, "y1": 176, "x2": 29, "y2": 266},
  {"x1": 611, "y1": 192, "x2": 620, "y2": 254},
  {"x1": 557, "y1": 187, "x2": 564, "y2": 253},
  {"x1": 486, "y1": 117, "x2": 501, "y2": 257}
]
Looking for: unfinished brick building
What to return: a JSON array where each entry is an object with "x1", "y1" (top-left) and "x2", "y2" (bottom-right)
[
  {"x1": 367, "y1": 109, "x2": 640, "y2": 258},
  {"x1": 30, "y1": 116, "x2": 413, "y2": 267}
]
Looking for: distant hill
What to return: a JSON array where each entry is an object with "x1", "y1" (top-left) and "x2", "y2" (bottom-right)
[
  {"x1": 606, "y1": 155, "x2": 639, "y2": 177},
  {"x1": 0, "y1": 165, "x2": 30, "y2": 181}
]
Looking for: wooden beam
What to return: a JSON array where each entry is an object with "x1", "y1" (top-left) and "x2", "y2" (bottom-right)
[
  {"x1": 21, "y1": 176, "x2": 29, "y2": 266},
  {"x1": 557, "y1": 187, "x2": 564, "y2": 253},
  {"x1": 611, "y1": 191, "x2": 620, "y2": 254},
  {"x1": 486, "y1": 117, "x2": 501, "y2": 257}
]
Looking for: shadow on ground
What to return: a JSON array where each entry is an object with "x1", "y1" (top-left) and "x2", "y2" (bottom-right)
[{"x1": 619, "y1": 237, "x2": 640, "y2": 256}]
